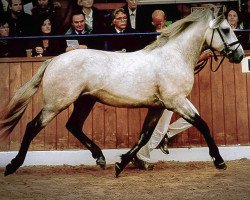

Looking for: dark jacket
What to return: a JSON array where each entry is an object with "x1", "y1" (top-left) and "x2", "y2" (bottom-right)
[
  {"x1": 106, "y1": 26, "x2": 143, "y2": 52},
  {"x1": 122, "y1": 5, "x2": 148, "y2": 32}
]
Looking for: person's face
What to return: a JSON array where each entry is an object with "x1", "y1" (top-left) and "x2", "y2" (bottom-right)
[
  {"x1": 9, "y1": 0, "x2": 23, "y2": 15},
  {"x1": 77, "y1": 0, "x2": 93, "y2": 8},
  {"x1": 113, "y1": 12, "x2": 127, "y2": 31},
  {"x1": 152, "y1": 15, "x2": 166, "y2": 31},
  {"x1": 127, "y1": 0, "x2": 138, "y2": 10},
  {"x1": 41, "y1": 19, "x2": 51, "y2": 34},
  {"x1": 72, "y1": 14, "x2": 85, "y2": 32},
  {"x1": 38, "y1": 0, "x2": 49, "y2": 8},
  {"x1": 227, "y1": 10, "x2": 239, "y2": 27},
  {"x1": 0, "y1": 23, "x2": 10, "y2": 37}
]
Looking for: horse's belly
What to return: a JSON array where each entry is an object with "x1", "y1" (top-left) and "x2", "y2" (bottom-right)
[{"x1": 92, "y1": 90, "x2": 163, "y2": 108}]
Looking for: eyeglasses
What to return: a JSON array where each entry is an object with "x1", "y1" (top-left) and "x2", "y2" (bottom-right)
[{"x1": 115, "y1": 17, "x2": 127, "y2": 21}]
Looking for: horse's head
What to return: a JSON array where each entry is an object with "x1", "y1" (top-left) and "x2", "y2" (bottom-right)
[{"x1": 205, "y1": 6, "x2": 244, "y2": 63}]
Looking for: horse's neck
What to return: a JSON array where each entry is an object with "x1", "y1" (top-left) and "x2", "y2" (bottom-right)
[{"x1": 164, "y1": 22, "x2": 208, "y2": 67}]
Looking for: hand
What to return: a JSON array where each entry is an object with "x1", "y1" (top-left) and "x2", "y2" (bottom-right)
[
  {"x1": 78, "y1": 45, "x2": 88, "y2": 49},
  {"x1": 35, "y1": 47, "x2": 44, "y2": 55},
  {"x1": 199, "y1": 49, "x2": 213, "y2": 61}
]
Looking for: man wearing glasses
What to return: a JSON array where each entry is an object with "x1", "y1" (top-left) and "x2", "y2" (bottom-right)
[{"x1": 107, "y1": 8, "x2": 138, "y2": 52}]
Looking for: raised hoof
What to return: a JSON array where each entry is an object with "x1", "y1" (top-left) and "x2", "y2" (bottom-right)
[
  {"x1": 115, "y1": 162, "x2": 123, "y2": 178},
  {"x1": 159, "y1": 135, "x2": 169, "y2": 155},
  {"x1": 96, "y1": 156, "x2": 106, "y2": 170}
]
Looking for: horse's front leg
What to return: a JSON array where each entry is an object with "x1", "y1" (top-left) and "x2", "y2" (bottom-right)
[
  {"x1": 115, "y1": 108, "x2": 164, "y2": 177},
  {"x1": 192, "y1": 114, "x2": 226, "y2": 169},
  {"x1": 174, "y1": 98, "x2": 226, "y2": 170}
]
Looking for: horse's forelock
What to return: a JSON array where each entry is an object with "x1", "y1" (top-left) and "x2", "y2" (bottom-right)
[{"x1": 145, "y1": 8, "x2": 213, "y2": 51}]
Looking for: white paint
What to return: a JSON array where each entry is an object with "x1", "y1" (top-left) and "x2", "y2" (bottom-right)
[
  {"x1": 0, "y1": 146, "x2": 249, "y2": 167},
  {"x1": 241, "y1": 56, "x2": 250, "y2": 73}
]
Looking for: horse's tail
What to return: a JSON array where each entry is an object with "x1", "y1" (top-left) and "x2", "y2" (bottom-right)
[{"x1": 0, "y1": 59, "x2": 52, "y2": 140}]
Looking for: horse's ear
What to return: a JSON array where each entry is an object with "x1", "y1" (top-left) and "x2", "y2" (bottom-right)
[{"x1": 209, "y1": 14, "x2": 225, "y2": 29}]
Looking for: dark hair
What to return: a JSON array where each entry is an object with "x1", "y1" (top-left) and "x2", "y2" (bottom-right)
[
  {"x1": 36, "y1": 14, "x2": 54, "y2": 35},
  {"x1": 33, "y1": 0, "x2": 54, "y2": 7},
  {"x1": 0, "y1": 15, "x2": 8, "y2": 27},
  {"x1": 8, "y1": 0, "x2": 23, "y2": 7},
  {"x1": 70, "y1": 10, "x2": 85, "y2": 22},
  {"x1": 225, "y1": 7, "x2": 242, "y2": 25}
]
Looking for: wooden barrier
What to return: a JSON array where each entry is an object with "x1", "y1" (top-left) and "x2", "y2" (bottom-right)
[{"x1": 0, "y1": 52, "x2": 249, "y2": 151}]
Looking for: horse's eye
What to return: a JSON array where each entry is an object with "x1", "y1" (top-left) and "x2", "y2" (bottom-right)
[{"x1": 222, "y1": 28, "x2": 230, "y2": 34}]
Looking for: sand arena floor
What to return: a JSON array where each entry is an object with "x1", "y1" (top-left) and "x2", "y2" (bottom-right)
[{"x1": 0, "y1": 159, "x2": 249, "y2": 200}]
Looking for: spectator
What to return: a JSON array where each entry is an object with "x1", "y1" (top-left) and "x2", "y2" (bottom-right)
[
  {"x1": 5, "y1": 0, "x2": 34, "y2": 56},
  {"x1": 31, "y1": 15, "x2": 62, "y2": 57},
  {"x1": 0, "y1": 17, "x2": 11, "y2": 57},
  {"x1": 226, "y1": 8, "x2": 244, "y2": 29},
  {"x1": 6, "y1": 0, "x2": 34, "y2": 36},
  {"x1": 74, "y1": 0, "x2": 104, "y2": 34},
  {"x1": 107, "y1": 8, "x2": 141, "y2": 52},
  {"x1": 31, "y1": 0, "x2": 61, "y2": 32},
  {"x1": 151, "y1": 10, "x2": 168, "y2": 32},
  {"x1": 122, "y1": 0, "x2": 147, "y2": 32},
  {"x1": 0, "y1": 1, "x2": 4, "y2": 17},
  {"x1": 65, "y1": 10, "x2": 90, "y2": 52}
]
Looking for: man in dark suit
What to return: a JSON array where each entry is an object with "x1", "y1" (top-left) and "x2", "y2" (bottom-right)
[
  {"x1": 75, "y1": 0, "x2": 105, "y2": 34},
  {"x1": 122, "y1": 0, "x2": 147, "y2": 32},
  {"x1": 65, "y1": 10, "x2": 91, "y2": 52},
  {"x1": 107, "y1": 8, "x2": 142, "y2": 52}
]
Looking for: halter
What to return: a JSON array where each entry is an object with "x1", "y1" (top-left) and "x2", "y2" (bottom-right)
[{"x1": 195, "y1": 13, "x2": 241, "y2": 74}]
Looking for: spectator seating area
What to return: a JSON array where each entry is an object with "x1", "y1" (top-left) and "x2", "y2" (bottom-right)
[{"x1": 0, "y1": 0, "x2": 249, "y2": 58}]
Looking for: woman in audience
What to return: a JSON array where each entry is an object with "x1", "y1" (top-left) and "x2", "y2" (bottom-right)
[
  {"x1": 32, "y1": 15, "x2": 62, "y2": 57},
  {"x1": 32, "y1": 0, "x2": 61, "y2": 32},
  {"x1": 0, "y1": 17, "x2": 11, "y2": 57},
  {"x1": 226, "y1": 8, "x2": 243, "y2": 29}
]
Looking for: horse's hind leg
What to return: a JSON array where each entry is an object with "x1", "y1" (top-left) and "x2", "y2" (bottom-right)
[
  {"x1": 115, "y1": 108, "x2": 164, "y2": 177},
  {"x1": 66, "y1": 96, "x2": 106, "y2": 169},
  {"x1": 173, "y1": 98, "x2": 226, "y2": 170},
  {"x1": 5, "y1": 109, "x2": 57, "y2": 176}
]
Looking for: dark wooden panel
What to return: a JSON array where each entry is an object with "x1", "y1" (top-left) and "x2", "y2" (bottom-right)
[
  {"x1": 116, "y1": 108, "x2": 129, "y2": 148},
  {"x1": 222, "y1": 58, "x2": 237, "y2": 145},
  {"x1": 247, "y1": 73, "x2": 250, "y2": 144},
  {"x1": 56, "y1": 109, "x2": 69, "y2": 150},
  {"x1": 92, "y1": 103, "x2": 105, "y2": 148},
  {"x1": 210, "y1": 59, "x2": 225, "y2": 145},
  {"x1": 104, "y1": 105, "x2": 117, "y2": 148},
  {"x1": 0, "y1": 63, "x2": 10, "y2": 151},
  {"x1": 234, "y1": 63, "x2": 250, "y2": 145},
  {"x1": 128, "y1": 108, "x2": 141, "y2": 147}
]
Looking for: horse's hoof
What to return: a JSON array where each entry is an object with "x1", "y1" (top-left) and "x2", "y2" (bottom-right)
[
  {"x1": 115, "y1": 162, "x2": 123, "y2": 178},
  {"x1": 215, "y1": 161, "x2": 227, "y2": 170},
  {"x1": 96, "y1": 156, "x2": 106, "y2": 170},
  {"x1": 4, "y1": 163, "x2": 17, "y2": 176},
  {"x1": 212, "y1": 157, "x2": 227, "y2": 170}
]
